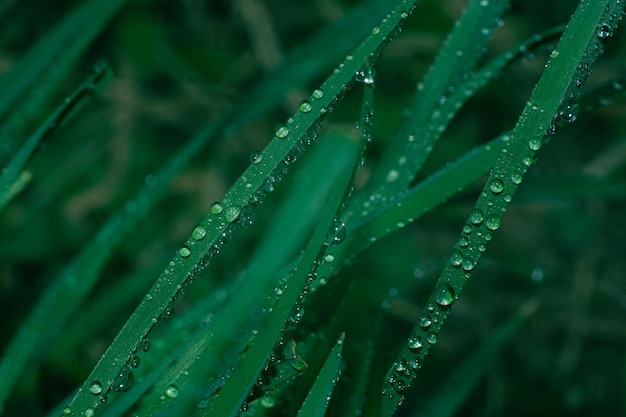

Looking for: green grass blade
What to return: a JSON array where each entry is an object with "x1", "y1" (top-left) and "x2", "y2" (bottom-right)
[
  {"x1": 0, "y1": 0, "x2": 126, "y2": 162},
  {"x1": 200, "y1": 125, "x2": 363, "y2": 417},
  {"x1": 415, "y1": 299, "x2": 539, "y2": 417},
  {"x1": 0, "y1": 62, "x2": 113, "y2": 211},
  {"x1": 296, "y1": 335, "x2": 345, "y2": 417},
  {"x1": 366, "y1": 0, "x2": 509, "y2": 194},
  {"x1": 379, "y1": 1, "x2": 625, "y2": 415}
]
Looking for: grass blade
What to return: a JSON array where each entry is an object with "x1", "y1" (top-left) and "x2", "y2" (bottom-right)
[
  {"x1": 379, "y1": 1, "x2": 625, "y2": 415},
  {"x1": 296, "y1": 335, "x2": 345, "y2": 417},
  {"x1": 0, "y1": 62, "x2": 113, "y2": 211}
]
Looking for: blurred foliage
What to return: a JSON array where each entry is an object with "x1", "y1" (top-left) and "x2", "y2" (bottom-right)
[{"x1": 1, "y1": 0, "x2": 625, "y2": 416}]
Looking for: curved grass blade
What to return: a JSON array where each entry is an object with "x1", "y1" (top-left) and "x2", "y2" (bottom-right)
[
  {"x1": 0, "y1": 62, "x2": 113, "y2": 211},
  {"x1": 415, "y1": 298, "x2": 539, "y2": 417},
  {"x1": 296, "y1": 335, "x2": 345, "y2": 417},
  {"x1": 379, "y1": 1, "x2": 625, "y2": 415},
  {"x1": 365, "y1": 0, "x2": 509, "y2": 195}
]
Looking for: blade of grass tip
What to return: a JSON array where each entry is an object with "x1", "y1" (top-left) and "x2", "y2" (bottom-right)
[
  {"x1": 379, "y1": 1, "x2": 625, "y2": 415},
  {"x1": 127, "y1": 130, "x2": 360, "y2": 417},
  {"x1": 415, "y1": 298, "x2": 540, "y2": 417},
  {"x1": 64, "y1": 3, "x2": 423, "y2": 415},
  {"x1": 296, "y1": 335, "x2": 345, "y2": 417},
  {"x1": 200, "y1": 111, "x2": 365, "y2": 417},
  {"x1": 0, "y1": 62, "x2": 113, "y2": 211},
  {"x1": 0, "y1": 0, "x2": 126, "y2": 156},
  {"x1": 362, "y1": 0, "x2": 509, "y2": 198}
]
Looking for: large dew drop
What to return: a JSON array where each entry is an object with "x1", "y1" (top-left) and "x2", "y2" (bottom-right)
[
  {"x1": 433, "y1": 282, "x2": 455, "y2": 307},
  {"x1": 192, "y1": 226, "x2": 207, "y2": 241},
  {"x1": 469, "y1": 208, "x2": 484, "y2": 225}
]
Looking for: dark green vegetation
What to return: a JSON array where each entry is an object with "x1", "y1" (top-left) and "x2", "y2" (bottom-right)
[{"x1": 1, "y1": 0, "x2": 626, "y2": 416}]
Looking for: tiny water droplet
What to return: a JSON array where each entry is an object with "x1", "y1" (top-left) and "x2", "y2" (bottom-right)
[
  {"x1": 224, "y1": 206, "x2": 241, "y2": 223},
  {"x1": 179, "y1": 246, "x2": 191, "y2": 258},
  {"x1": 250, "y1": 151, "x2": 263, "y2": 164},
  {"x1": 89, "y1": 382, "x2": 103, "y2": 395},
  {"x1": 165, "y1": 384, "x2": 179, "y2": 398},
  {"x1": 450, "y1": 250, "x2": 463, "y2": 267},
  {"x1": 596, "y1": 23, "x2": 611, "y2": 41},
  {"x1": 469, "y1": 208, "x2": 484, "y2": 225},
  {"x1": 192, "y1": 226, "x2": 207, "y2": 241},
  {"x1": 63, "y1": 407, "x2": 71, "y2": 415},
  {"x1": 299, "y1": 100, "x2": 312, "y2": 113},
  {"x1": 485, "y1": 214, "x2": 501, "y2": 231},
  {"x1": 426, "y1": 332, "x2": 438, "y2": 344},
  {"x1": 312, "y1": 89, "x2": 324, "y2": 99},
  {"x1": 210, "y1": 202, "x2": 223, "y2": 215},
  {"x1": 433, "y1": 282, "x2": 455, "y2": 306},
  {"x1": 275, "y1": 125, "x2": 289, "y2": 138},
  {"x1": 372, "y1": 26, "x2": 380, "y2": 35},
  {"x1": 528, "y1": 137, "x2": 542, "y2": 151},
  {"x1": 407, "y1": 335, "x2": 423, "y2": 350},
  {"x1": 386, "y1": 169, "x2": 399, "y2": 182},
  {"x1": 489, "y1": 178, "x2": 504, "y2": 194}
]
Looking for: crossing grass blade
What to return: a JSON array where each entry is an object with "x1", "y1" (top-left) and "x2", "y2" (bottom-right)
[
  {"x1": 379, "y1": 1, "x2": 625, "y2": 415},
  {"x1": 296, "y1": 335, "x2": 345, "y2": 417}
]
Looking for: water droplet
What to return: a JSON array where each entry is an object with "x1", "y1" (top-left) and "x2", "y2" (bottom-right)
[
  {"x1": 192, "y1": 225, "x2": 207, "y2": 241},
  {"x1": 261, "y1": 396, "x2": 276, "y2": 408},
  {"x1": 312, "y1": 89, "x2": 324, "y2": 99},
  {"x1": 459, "y1": 236, "x2": 469, "y2": 247},
  {"x1": 324, "y1": 220, "x2": 346, "y2": 246},
  {"x1": 89, "y1": 382, "x2": 103, "y2": 395},
  {"x1": 409, "y1": 358, "x2": 421, "y2": 369},
  {"x1": 140, "y1": 339, "x2": 151, "y2": 352},
  {"x1": 433, "y1": 282, "x2": 455, "y2": 307},
  {"x1": 112, "y1": 366, "x2": 134, "y2": 392},
  {"x1": 165, "y1": 384, "x2": 179, "y2": 398},
  {"x1": 528, "y1": 137, "x2": 542, "y2": 151},
  {"x1": 426, "y1": 332, "x2": 438, "y2": 344},
  {"x1": 224, "y1": 206, "x2": 241, "y2": 223},
  {"x1": 372, "y1": 26, "x2": 380, "y2": 35},
  {"x1": 355, "y1": 65, "x2": 375, "y2": 85},
  {"x1": 179, "y1": 246, "x2": 191, "y2": 258},
  {"x1": 63, "y1": 407, "x2": 71, "y2": 415},
  {"x1": 510, "y1": 172, "x2": 523, "y2": 185},
  {"x1": 485, "y1": 214, "x2": 501, "y2": 231},
  {"x1": 449, "y1": 250, "x2": 463, "y2": 266},
  {"x1": 407, "y1": 335, "x2": 423, "y2": 350},
  {"x1": 85, "y1": 408, "x2": 95, "y2": 417},
  {"x1": 250, "y1": 151, "x2": 263, "y2": 164},
  {"x1": 210, "y1": 202, "x2": 223, "y2": 215},
  {"x1": 531, "y1": 267, "x2": 544, "y2": 283},
  {"x1": 418, "y1": 316, "x2": 432, "y2": 328},
  {"x1": 298, "y1": 100, "x2": 313, "y2": 113},
  {"x1": 129, "y1": 354, "x2": 141, "y2": 368},
  {"x1": 469, "y1": 209, "x2": 484, "y2": 225},
  {"x1": 489, "y1": 178, "x2": 504, "y2": 194},
  {"x1": 386, "y1": 169, "x2": 399, "y2": 182},
  {"x1": 461, "y1": 257, "x2": 475, "y2": 272},
  {"x1": 275, "y1": 125, "x2": 289, "y2": 139},
  {"x1": 597, "y1": 23, "x2": 611, "y2": 41},
  {"x1": 522, "y1": 156, "x2": 536, "y2": 167}
]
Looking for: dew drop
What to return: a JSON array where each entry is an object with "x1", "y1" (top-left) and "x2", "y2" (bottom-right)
[
  {"x1": 129, "y1": 354, "x2": 141, "y2": 369},
  {"x1": 458, "y1": 236, "x2": 469, "y2": 247},
  {"x1": 250, "y1": 151, "x2": 263, "y2": 164},
  {"x1": 179, "y1": 246, "x2": 191, "y2": 258},
  {"x1": 409, "y1": 358, "x2": 422, "y2": 369},
  {"x1": 112, "y1": 366, "x2": 134, "y2": 392},
  {"x1": 528, "y1": 137, "x2": 542, "y2": 151},
  {"x1": 407, "y1": 335, "x2": 423, "y2": 350},
  {"x1": 386, "y1": 169, "x2": 399, "y2": 182},
  {"x1": 89, "y1": 382, "x2": 103, "y2": 395},
  {"x1": 426, "y1": 332, "x2": 438, "y2": 344},
  {"x1": 192, "y1": 225, "x2": 207, "y2": 241},
  {"x1": 596, "y1": 23, "x2": 611, "y2": 41},
  {"x1": 275, "y1": 125, "x2": 289, "y2": 138},
  {"x1": 449, "y1": 250, "x2": 463, "y2": 266},
  {"x1": 224, "y1": 206, "x2": 241, "y2": 223},
  {"x1": 485, "y1": 214, "x2": 501, "y2": 231},
  {"x1": 85, "y1": 408, "x2": 95, "y2": 417},
  {"x1": 312, "y1": 89, "x2": 324, "y2": 99},
  {"x1": 461, "y1": 257, "x2": 475, "y2": 272},
  {"x1": 210, "y1": 202, "x2": 223, "y2": 215},
  {"x1": 165, "y1": 384, "x2": 179, "y2": 398},
  {"x1": 63, "y1": 407, "x2": 71, "y2": 415},
  {"x1": 510, "y1": 172, "x2": 523, "y2": 185},
  {"x1": 433, "y1": 282, "x2": 455, "y2": 307},
  {"x1": 372, "y1": 26, "x2": 380, "y2": 35},
  {"x1": 299, "y1": 100, "x2": 312, "y2": 113},
  {"x1": 489, "y1": 178, "x2": 504, "y2": 194},
  {"x1": 469, "y1": 208, "x2": 484, "y2": 225},
  {"x1": 418, "y1": 316, "x2": 432, "y2": 329}
]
